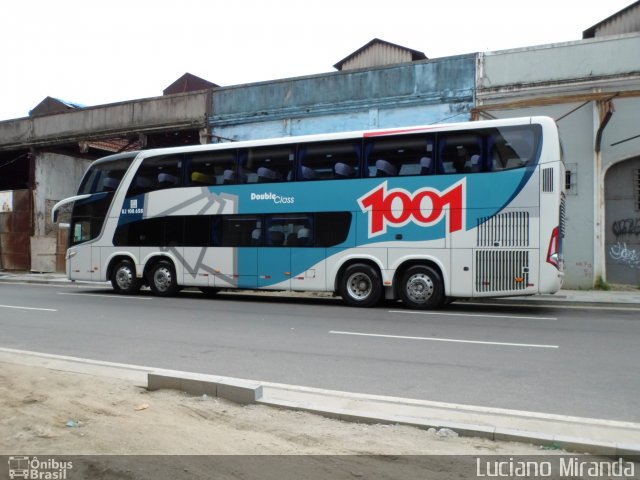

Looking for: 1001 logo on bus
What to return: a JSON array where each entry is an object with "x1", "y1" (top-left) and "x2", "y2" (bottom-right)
[{"x1": 358, "y1": 180, "x2": 466, "y2": 237}]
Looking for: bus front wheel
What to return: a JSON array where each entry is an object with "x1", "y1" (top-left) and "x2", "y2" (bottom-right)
[
  {"x1": 399, "y1": 265, "x2": 444, "y2": 309},
  {"x1": 111, "y1": 259, "x2": 141, "y2": 295},
  {"x1": 340, "y1": 263, "x2": 382, "y2": 308},
  {"x1": 148, "y1": 260, "x2": 179, "y2": 297}
]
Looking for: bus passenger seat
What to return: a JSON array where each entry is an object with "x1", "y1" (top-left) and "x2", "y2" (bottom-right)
[
  {"x1": 506, "y1": 158, "x2": 524, "y2": 169},
  {"x1": 285, "y1": 233, "x2": 298, "y2": 246},
  {"x1": 470, "y1": 155, "x2": 482, "y2": 173},
  {"x1": 334, "y1": 162, "x2": 354, "y2": 178},
  {"x1": 102, "y1": 177, "x2": 120, "y2": 191},
  {"x1": 297, "y1": 227, "x2": 311, "y2": 246},
  {"x1": 419, "y1": 156, "x2": 433, "y2": 175},
  {"x1": 134, "y1": 176, "x2": 153, "y2": 189},
  {"x1": 269, "y1": 230, "x2": 285, "y2": 246},
  {"x1": 223, "y1": 169, "x2": 247, "y2": 184},
  {"x1": 375, "y1": 159, "x2": 398, "y2": 177},
  {"x1": 158, "y1": 173, "x2": 179, "y2": 187},
  {"x1": 191, "y1": 171, "x2": 216, "y2": 185},
  {"x1": 251, "y1": 228, "x2": 262, "y2": 245},
  {"x1": 258, "y1": 167, "x2": 278, "y2": 182},
  {"x1": 301, "y1": 166, "x2": 318, "y2": 180}
]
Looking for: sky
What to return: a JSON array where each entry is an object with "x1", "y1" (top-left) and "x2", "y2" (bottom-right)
[{"x1": 0, "y1": 0, "x2": 635, "y2": 121}]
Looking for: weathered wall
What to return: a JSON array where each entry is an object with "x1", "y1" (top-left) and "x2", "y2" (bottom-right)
[
  {"x1": 209, "y1": 55, "x2": 476, "y2": 141},
  {"x1": 0, "y1": 91, "x2": 210, "y2": 151},
  {"x1": 605, "y1": 157, "x2": 640, "y2": 284},
  {"x1": 476, "y1": 34, "x2": 640, "y2": 288},
  {"x1": 31, "y1": 153, "x2": 91, "y2": 272}
]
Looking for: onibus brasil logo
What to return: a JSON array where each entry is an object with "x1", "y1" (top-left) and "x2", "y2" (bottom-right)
[
  {"x1": 8, "y1": 456, "x2": 73, "y2": 479},
  {"x1": 358, "y1": 179, "x2": 466, "y2": 237}
]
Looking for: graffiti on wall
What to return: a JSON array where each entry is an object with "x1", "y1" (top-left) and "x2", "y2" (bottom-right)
[
  {"x1": 612, "y1": 218, "x2": 640, "y2": 238},
  {"x1": 574, "y1": 261, "x2": 593, "y2": 278},
  {"x1": 609, "y1": 242, "x2": 640, "y2": 269}
]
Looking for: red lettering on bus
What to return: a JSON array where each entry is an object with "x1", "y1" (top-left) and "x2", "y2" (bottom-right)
[{"x1": 358, "y1": 180, "x2": 466, "y2": 237}]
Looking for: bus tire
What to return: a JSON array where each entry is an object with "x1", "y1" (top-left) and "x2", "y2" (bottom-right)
[
  {"x1": 399, "y1": 265, "x2": 444, "y2": 309},
  {"x1": 111, "y1": 259, "x2": 141, "y2": 295},
  {"x1": 148, "y1": 260, "x2": 179, "y2": 297},
  {"x1": 340, "y1": 263, "x2": 382, "y2": 308}
]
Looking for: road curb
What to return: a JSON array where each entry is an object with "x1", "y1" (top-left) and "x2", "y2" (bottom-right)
[
  {"x1": 1, "y1": 347, "x2": 639, "y2": 457},
  {"x1": 145, "y1": 371, "x2": 640, "y2": 458}
]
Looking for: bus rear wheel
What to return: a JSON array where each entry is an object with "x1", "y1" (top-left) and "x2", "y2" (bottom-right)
[
  {"x1": 399, "y1": 265, "x2": 444, "y2": 309},
  {"x1": 111, "y1": 259, "x2": 141, "y2": 295},
  {"x1": 340, "y1": 263, "x2": 382, "y2": 308},
  {"x1": 148, "y1": 260, "x2": 179, "y2": 297}
]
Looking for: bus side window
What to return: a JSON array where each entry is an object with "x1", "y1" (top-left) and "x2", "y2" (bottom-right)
[
  {"x1": 437, "y1": 133, "x2": 481, "y2": 174},
  {"x1": 364, "y1": 134, "x2": 434, "y2": 177},
  {"x1": 187, "y1": 150, "x2": 236, "y2": 186},
  {"x1": 127, "y1": 155, "x2": 182, "y2": 196},
  {"x1": 488, "y1": 126, "x2": 539, "y2": 171},
  {"x1": 265, "y1": 214, "x2": 314, "y2": 247},
  {"x1": 242, "y1": 146, "x2": 294, "y2": 184},
  {"x1": 299, "y1": 140, "x2": 360, "y2": 180},
  {"x1": 221, "y1": 216, "x2": 260, "y2": 246}
]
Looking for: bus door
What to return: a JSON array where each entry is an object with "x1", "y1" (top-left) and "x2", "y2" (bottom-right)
[
  {"x1": 66, "y1": 244, "x2": 95, "y2": 281},
  {"x1": 262, "y1": 214, "x2": 325, "y2": 291},
  {"x1": 214, "y1": 216, "x2": 259, "y2": 289},
  {"x1": 258, "y1": 245, "x2": 291, "y2": 289},
  {"x1": 67, "y1": 217, "x2": 101, "y2": 281},
  {"x1": 257, "y1": 218, "x2": 291, "y2": 289}
]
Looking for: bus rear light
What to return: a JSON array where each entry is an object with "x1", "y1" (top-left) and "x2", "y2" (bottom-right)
[{"x1": 547, "y1": 226, "x2": 560, "y2": 269}]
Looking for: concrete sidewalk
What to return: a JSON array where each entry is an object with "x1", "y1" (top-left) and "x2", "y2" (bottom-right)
[
  {"x1": 1, "y1": 347, "x2": 639, "y2": 457},
  {"x1": 1, "y1": 270, "x2": 639, "y2": 308}
]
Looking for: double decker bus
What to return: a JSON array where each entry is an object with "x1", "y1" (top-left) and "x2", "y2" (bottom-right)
[{"x1": 52, "y1": 116, "x2": 564, "y2": 309}]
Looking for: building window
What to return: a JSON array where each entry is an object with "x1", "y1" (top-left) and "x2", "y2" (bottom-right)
[{"x1": 565, "y1": 163, "x2": 577, "y2": 195}]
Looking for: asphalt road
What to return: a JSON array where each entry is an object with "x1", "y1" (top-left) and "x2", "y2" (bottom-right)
[{"x1": 1, "y1": 282, "x2": 638, "y2": 422}]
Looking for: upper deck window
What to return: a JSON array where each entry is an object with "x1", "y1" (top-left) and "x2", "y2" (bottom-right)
[
  {"x1": 365, "y1": 134, "x2": 435, "y2": 177},
  {"x1": 299, "y1": 140, "x2": 361, "y2": 180},
  {"x1": 78, "y1": 159, "x2": 130, "y2": 195},
  {"x1": 488, "y1": 125, "x2": 541, "y2": 171},
  {"x1": 240, "y1": 146, "x2": 295, "y2": 184},
  {"x1": 127, "y1": 155, "x2": 183, "y2": 197},
  {"x1": 186, "y1": 150, "x2": 237, "y2": 186}
]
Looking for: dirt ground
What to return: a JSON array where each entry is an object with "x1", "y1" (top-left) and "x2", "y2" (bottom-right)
[{"x1": 0, "y1": 361, "x2": 566, "y2": 479}]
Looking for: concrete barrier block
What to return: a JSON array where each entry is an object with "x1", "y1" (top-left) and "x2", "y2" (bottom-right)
[{"x1": 217, "y1": 380, "x2": 262, "y2": 404}]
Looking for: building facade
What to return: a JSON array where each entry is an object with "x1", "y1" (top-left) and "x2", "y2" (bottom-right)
[{"x1": 1, "y1": 18, "x2": 639, "y2": 288}]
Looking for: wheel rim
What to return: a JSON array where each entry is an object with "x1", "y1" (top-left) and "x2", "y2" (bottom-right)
[
  {"x1": 115, "y1": 266, "x2": 134, "y2": 291},
  {"x1": 405, "y1": 272, "x2": 434, "y2": 303},
  {"x1": 346, "y1": 272, "x2": 373, "y2": 301},
  {"x1": 153, "y1": 266, "x2": 173, "y2": 293}
]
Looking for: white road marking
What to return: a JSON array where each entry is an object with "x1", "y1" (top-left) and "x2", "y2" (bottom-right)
[
  {"x1": 57, "y1": 292, "x2": 151, "y2": 300},
  {"x1": 389, "y1": 310, "x2": 557, "y2": 321},
  {"x1": 329, "y1": 330, "x2": 559, "y2": 349},
  {"x1": 0, "y1": 304, "x2": 57, "y2": 312}
]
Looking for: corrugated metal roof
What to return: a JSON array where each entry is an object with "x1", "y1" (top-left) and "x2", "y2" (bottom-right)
[
  {"x1": 163, "y1": 72, "x2": 219, "y2": 95},
  {"x1": 333, "y1": 38, "x2": 427, "y2": 71},
  {"x1": 583, "y1": 0, "x2": 640, "y2": 38}
]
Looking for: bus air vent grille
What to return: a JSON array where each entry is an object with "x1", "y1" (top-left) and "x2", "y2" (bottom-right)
[
  {"x1": 476, "y1": 211, "x2": 530, "y2": 247},
  {"x1": 475, "y1": 250, "x2": 529, "y2": 293},
  {"x1": 542, "y1": 167, "x2": 554, "y2": 192}
]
